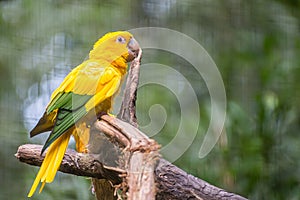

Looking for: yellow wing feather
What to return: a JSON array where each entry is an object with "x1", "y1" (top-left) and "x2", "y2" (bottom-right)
[{"x1": 85, "y1": 68, "x2": 121, "y2": 111}]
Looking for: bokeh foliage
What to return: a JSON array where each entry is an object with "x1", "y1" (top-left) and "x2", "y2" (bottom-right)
[{"x1": 0, "y1": 0, "x2": 299, "y2": 199}]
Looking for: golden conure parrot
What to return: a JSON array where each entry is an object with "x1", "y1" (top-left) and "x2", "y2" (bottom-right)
[{"x1": 27, "y1": 31, "x2": 140, "y2": 197}]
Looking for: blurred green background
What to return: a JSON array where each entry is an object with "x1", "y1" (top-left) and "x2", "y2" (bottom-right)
[{"x1": 1, "y1": 0, "x2": 300, "y2": 199}]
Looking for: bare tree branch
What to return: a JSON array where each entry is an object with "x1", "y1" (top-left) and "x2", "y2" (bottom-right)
[
  {"x1": 15, "y1": 144, "x2": 122, "y2": 184},
  {"x1": 155, "y1": 159, "x2": 247, "y2": 200},
  {"x1": 15, "y1": 143, "x2": 247, "y2": 200},
  {"x1": 117, "y1": 48, "x2": 142, "y2": 127}
]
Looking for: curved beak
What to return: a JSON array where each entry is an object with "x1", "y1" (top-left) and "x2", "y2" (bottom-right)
[{"x1": 127, "y1": 37, "x2": 140, "y2": 62}]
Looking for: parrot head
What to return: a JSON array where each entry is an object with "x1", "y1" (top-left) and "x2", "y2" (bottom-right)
[{"x1": 89, "y1": 31, "x2": 140, "y2": 63}]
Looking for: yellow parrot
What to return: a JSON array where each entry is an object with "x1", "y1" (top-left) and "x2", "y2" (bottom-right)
[{"x1": 27, "y1": 31, "x2": 140, "y2": 197}]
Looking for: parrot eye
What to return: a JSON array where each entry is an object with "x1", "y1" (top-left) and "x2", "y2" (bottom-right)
[{"x1": 116, "y1": 36, "x2": 126, "y2": 44}]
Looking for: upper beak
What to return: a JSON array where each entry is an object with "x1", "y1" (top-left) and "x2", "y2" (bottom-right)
[{"x1": 127, "y1": 37, "x2": 140, "y2": 62}]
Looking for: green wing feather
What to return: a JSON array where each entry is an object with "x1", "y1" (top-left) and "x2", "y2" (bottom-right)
[{"x1": 41, "y1": 92, "x2": 92, "y2": 154}]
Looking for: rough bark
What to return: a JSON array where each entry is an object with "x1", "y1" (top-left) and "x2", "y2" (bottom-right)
[
  {"x1": 15, "y1": 144, "x2": 122, "y2": 184},
  {"x1": 15, "y1": 144, "x2": 247, "y2": 200},
  {"x1": 155, "y1": 159, "x2": 247, "y2": 200}
]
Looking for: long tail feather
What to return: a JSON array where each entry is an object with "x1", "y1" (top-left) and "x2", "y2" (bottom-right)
[{"x1": 27, "y1": 130, "x2": 71, "y2": 197}]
